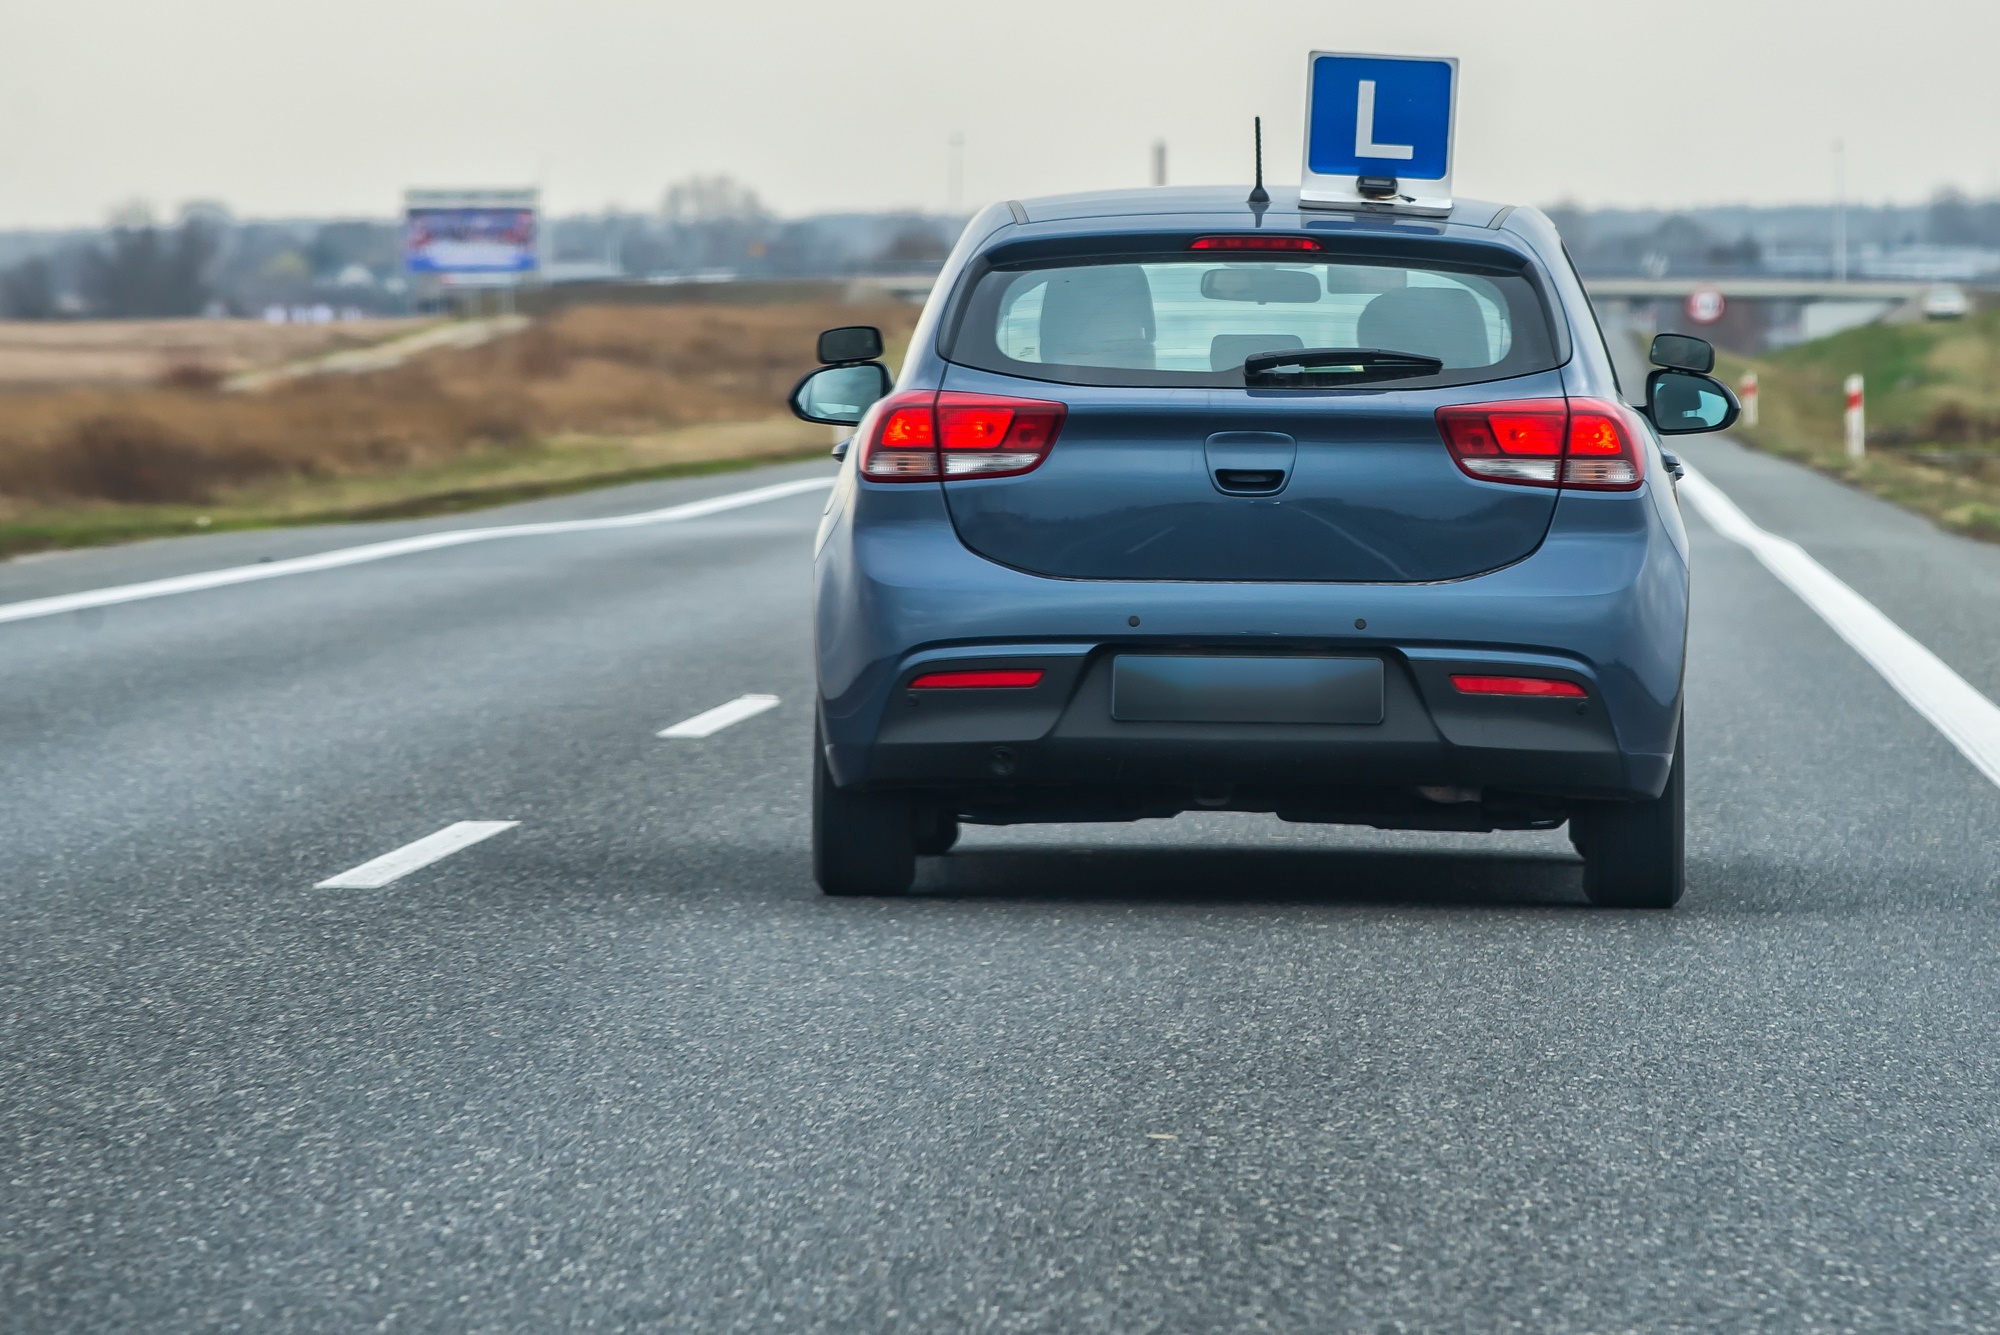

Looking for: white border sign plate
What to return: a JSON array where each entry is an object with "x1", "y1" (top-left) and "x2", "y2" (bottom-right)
[{"x1": 1299, "y1": 51, "x2": 1458, "y2": 215}]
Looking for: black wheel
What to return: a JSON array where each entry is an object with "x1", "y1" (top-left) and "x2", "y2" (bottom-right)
[
  {"x1": 812, "y1": 722, "x2": 915, "y2": 896},
  {"x1": 913, "y1": 807, "x2": 960, "y2": 857},
  {"x1": 1571, "y1": 723, "x2": 1685, "y2": 909}
]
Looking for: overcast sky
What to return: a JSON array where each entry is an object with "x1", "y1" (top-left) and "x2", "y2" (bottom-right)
[{"x1": 1, "y1": 0, "x2": 1994, "y2": 227}]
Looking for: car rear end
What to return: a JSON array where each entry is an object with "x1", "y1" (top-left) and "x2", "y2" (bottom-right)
[{"x1": 812, "y1": 189, "x2": 1688, "y2": 899}]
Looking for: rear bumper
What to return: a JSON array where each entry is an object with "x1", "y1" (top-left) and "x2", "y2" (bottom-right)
[
  {"x1": 836, "y1": 642, "x2": 1637, "y2": 804},
  {"x1": 815, "y1": 473, "x2": 1689, "y2": 807}
]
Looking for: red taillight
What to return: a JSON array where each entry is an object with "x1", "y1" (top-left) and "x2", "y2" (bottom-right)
[
  {"x1": 939, "y1": 393, "x2": 1065, "y2": 478},
  {"x1": 856, "y1": 391, "x2": 940, "y2": 480},
  {"x1": 909, "y1": 669, "x2": 1046, "y2": 689},
  {"x1": 859, "y1": 391, "x2": 1065, "y2": 482},
  {"x1": 1437, "y1": 399, "x2": 1566, "y2": 486},
  {"x1": 1560, "y1": 400, "x2": 1644, "y2": 490},
  {"x1": 1189, "y1": 235, "x2": 1321, "y2": 251},
  {"x1": 1436, "y1": 397, "x2": 1645, "y2": 491},
  {"x1": 1450, "y1": 674, "x2": 1587, "y2": 698}
]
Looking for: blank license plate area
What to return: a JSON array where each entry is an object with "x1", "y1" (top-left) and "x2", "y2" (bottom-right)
[{"x1": 1111, "y1": 656, "x2": 1384, "y2": 725}]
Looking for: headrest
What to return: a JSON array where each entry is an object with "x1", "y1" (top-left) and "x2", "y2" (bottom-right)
[
  {"x1": 1210, "y1": 333, "x2": 1304, "y2": 372},
  {"x1": 1355, "y1": 286, "x2": 1492, "y2": 369},
  {"x1": 1039, "y1": 265, "x2": 1156, "y2": 369}
]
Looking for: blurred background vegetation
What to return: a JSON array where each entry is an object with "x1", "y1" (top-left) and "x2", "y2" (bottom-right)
[
  {"x1": 1719, "y1": 306, "x2": 2000, "y2": 542},
  {"x1": 0, "y1": 297, "x2": 920, "y2": 556}
]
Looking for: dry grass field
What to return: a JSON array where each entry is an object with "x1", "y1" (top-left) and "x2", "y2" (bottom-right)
[
  {"x1": 1718, "y1": 303, "x2": 2000, "y2": 544},
  {"x1": 0, "y1": 301, "x2": 920, "y2": 554},
  {"x1": 0, "y1": 318, "x2": 422, "y2": 387}
]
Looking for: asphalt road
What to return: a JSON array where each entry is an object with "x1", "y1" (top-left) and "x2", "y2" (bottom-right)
[{"x1": 3, "y1": 446, "x2": 1999, "y2": 1333}]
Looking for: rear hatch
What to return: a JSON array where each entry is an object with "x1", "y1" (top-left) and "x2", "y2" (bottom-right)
[{"x1": 934, "y1": 234, "x2": 1570, "y2": 583}]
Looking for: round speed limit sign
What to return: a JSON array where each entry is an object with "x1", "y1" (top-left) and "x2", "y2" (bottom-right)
[{"x1": 1685, "y1": 287, "x2": 1726, "y2": 324}]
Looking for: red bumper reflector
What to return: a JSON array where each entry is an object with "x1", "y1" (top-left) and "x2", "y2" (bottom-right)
[
  {"x1": 909, "y1": 669, "x2": 1046, "y2": 690},
  {"x1": 1189, "y1": 235, "x2": 1321, "y2": 251},
  {"x1": 1450, "y1": 674, "x2": 1587, "y2": 698}
]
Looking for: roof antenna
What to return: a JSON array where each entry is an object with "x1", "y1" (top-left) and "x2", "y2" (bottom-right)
[{"x1": 1247, "y1": 116, "x2": 1270, "y2": 206}]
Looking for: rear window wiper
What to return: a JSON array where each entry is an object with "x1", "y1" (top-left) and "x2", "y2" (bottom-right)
[{"x1": 1243, "y1": 347, "x2": 1445, "y2": 387}]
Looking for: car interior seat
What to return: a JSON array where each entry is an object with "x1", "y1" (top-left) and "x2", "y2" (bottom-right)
[
  {"x1": 1209, "y1": 333, "x2": 1305, "y2": 372},
  {"x1": 1355, "y1": 286, "x2": 1492, "y2": 368},
  {"x1": 1039, "y1": 265, "x2": 1158, "y2": 369}
]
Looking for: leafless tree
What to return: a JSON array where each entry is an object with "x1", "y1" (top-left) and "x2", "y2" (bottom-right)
[
  {"x1": 80, "y1": 218, "x2": 221, "y2": 317},
  {"x1": 0, "y1": 256, "x2": 57, "y2": 319}
]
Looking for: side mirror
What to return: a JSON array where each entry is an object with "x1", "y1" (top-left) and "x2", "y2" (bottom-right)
[
  {"x1": 817, "y1": 325, "x2": 884, "y2": 364},
  {"x1": 1649, "y1": 333, "x2": 1715, "y2": 374},
  {"x1": 1645, "y1": 368, "x2": 1739, "y2": 435},
  {"x1": 789, "y1": 361, "x2": 892, "y2": 426}
]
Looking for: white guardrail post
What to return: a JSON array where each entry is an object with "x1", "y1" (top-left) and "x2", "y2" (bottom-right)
[
  {"x1": 1739, "y1": 371, "x2": 1759, "y2": 428},
  {"x1": 1844, "y1": 374, "x2": 1866, "y2": 461}
]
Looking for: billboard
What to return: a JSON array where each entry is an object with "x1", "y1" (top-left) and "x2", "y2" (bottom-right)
[{"x1": 403, "y1": 189, "x2": 539, "y2": 275}]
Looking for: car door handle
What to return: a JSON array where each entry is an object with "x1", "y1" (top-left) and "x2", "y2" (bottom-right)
[
  {"x1": 1213, "y1": 468, "x2": 1288, "y2": 495},
  {"x1": 1205, "y1": 431, "x2": 1296, "y2": 496}
]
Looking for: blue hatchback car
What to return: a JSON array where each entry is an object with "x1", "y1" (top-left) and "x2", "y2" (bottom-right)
[{"x1": 789, "y1": 186, "x2": 1737, "y2": 906}]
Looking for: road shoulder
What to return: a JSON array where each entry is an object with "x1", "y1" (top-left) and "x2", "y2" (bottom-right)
[
  {"x1": 1675, "y1": 434, "x2": 2000, "y2": 703},
  {"x1": 0, "y1": 457, "x2": 838, "y2": 606}
]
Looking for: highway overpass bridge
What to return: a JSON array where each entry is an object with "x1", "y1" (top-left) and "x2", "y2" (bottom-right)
[{"x1": 1581, "y1": 277, "x2": 1973, "y2": 353}]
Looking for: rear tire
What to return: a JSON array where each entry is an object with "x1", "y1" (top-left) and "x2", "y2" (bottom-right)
[
  {"x1": 913, "y1": 807, "x2": 960, "y2": 857},
  {"x1": 812, "y1": 723, "x2": 916, "y2": 896},
  {"x1": 1571, "y1": 723, "x2": 1685, "y2": 909}
]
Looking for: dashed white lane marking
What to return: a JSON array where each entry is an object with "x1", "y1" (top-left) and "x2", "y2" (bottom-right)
[
  {"x1": 0, "y1": 476, "x2": 834, "y2": 627},
  {"x1": 315, "y1": 821, "x2": 520, "y2": 889},
  {"x1": 1680, "y1": 467, "x2": 2000, "y2": 790},
  {"x1": 658, "y1": 694, "x2": 781, "y2": 738}
]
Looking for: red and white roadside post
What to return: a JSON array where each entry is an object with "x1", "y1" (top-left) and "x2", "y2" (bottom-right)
[
  {"x1": 1844, "y1": 374, "x2": 1865, "y2": 461},
  {"x1": 1739, "y1": 371, "x2": 1759, "y2": 428}
]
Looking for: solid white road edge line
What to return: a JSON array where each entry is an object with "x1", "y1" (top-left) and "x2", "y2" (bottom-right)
[
  {"x1": 658, "y1": 693, "x2": 782, "y2": 738},
  {"x1": 315, "y1": 820, "x2": 520, "y2": 890},
  {"x1": 0, "y1": 475, "x2": 835, "y2": 627},
  {"x1": 1679, "y1": 466, "x2": 2000, "y2": 790}
]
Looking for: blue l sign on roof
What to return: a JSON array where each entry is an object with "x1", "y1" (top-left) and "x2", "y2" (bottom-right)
[{"x1": 1299, "y1": 52, "x2": 1458, "y2": 214}]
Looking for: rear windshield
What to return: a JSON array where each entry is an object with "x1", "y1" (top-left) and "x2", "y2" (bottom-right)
[{"x1": 944, "y1": 251, "x2": 1562, "y2": 389}]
